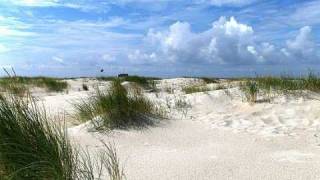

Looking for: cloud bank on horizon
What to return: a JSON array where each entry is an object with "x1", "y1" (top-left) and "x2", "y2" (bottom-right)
[{"x1": 0, "y1": 0, "x2": 320, "y2": 77}]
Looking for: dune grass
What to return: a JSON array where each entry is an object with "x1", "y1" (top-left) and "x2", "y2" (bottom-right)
[
  {"x1": 241, "y1": 81, "x2": 258, "y2": 103},
  {"x1": 248, "y1": 72, "x2": 320, "y2": 93},
  {"x1": 200, "y1": 77, "x2": 218, "y2": 84},
  {"x1": 182, "y1": 85, "x2": 211, "y2": 94},
  {"x1": 74, "y1": 79, "x2": 164, "y2": 130},
  {"x1": 97, "y1": 75, "x2": 160, "y2": 90},
  {"x1": 256, "y1": 73, "x2": 320, "y2": 92},
  {"x1": 0, "y1": 76, "x2": 68, "y2": 93},
  {"x1": 0, "y1": 91, "x2": 124, "y2": 179},
  {"x1": 240, "y1": 72, "x2": 320, "y2": 103},
  {"x1": 0, "y1": 94, "x2": 74, "y2": 179}
]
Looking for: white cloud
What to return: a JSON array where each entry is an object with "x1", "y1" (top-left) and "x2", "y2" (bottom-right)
[
  {"x1": 102, "y1": 54, "x2": 116, "y2": 62},
  {"x1": 197, "y1": 0, "x2": 257, "y2": 7},
  {"x1": 9, "y1": 0, "x2": 59, "y2": 7},
  {"x1": 291, "y1": 0, "x2": 320, "y2": 26},
  {"x1": 140, "y1": 17, "x2": 320, "y2": 66},
  {"x1": 146, "y1": 17, "x2": 258, "y2": 64},
  {"x1": 0, "y1": 44, "x2": 10, "y2": 53},
  {"x1": 128, "y1": 50, "x2": 157, "y2": 64},
  {"x1": 285, "y1": 26, "x2": 318, "y2": 62},
  {"x1": 52, "y1": 56, "x2": 64, "y2": 63},
  {"x1": 0, "y1": 26, "x2": 35, "y2": 37}
]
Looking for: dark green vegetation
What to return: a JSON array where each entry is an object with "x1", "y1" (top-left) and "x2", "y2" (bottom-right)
[
  {"x1": 0, "y1": 76, "x2": 68, "y2": 93},
  {"x1": 74, "y1": 79, "x2": 164, "y2": 130},
  {"x1": 182, "y1": 85, "x2": 211, "y2": 94},
  {"x1": 82, "y1": 84, "x2": 89, "y2": 91},
  {"x1": 0, "y1": 92, "x2": 124, "y2": 180},
  {"x1": 97, "y1": 75, "x2": 160, "y2": 89},
  {"x1": 200, "y1": 77, "x2": 218, "y2": 84}
]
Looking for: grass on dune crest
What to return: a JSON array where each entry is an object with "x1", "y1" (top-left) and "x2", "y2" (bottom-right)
[
  {"x1": 254, "y1": 72, "x2": 320, "y2": 92},
  {"x1": 0, "y1": 76, "x2": 68, "y2": 93},
  {"x1": 74, "y1": 78, "x2": 165, "y2": 130},
  {"x1": 182, "y1": 85, "x2": 211, "y2": 94},
  {"x1": 97, "y1": 75, "x2": 160, "y2": 90},
  {"x1": 241, "y1": 72, "x2": 320, "y2": 103},
  {"x1": 0, "y1": 92, "x2": 124, "y2": 179}
]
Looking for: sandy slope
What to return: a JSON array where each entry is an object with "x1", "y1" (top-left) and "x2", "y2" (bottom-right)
[{"x1": 38, "y1": 78, "x2": 320, "y2": 179}]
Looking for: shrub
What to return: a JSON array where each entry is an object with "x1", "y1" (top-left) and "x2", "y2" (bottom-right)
[{"x1": 74, "y1": 79, "x2": 164, "y2": 130}]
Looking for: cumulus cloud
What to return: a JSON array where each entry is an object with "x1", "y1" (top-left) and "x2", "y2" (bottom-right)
[
  {"x1": 140, "y1": 17, "x2": 320, "y2": 66},
  {"x1": 285, "y1": 26, "x2": 318, "y2": 62},
  {"x1": 146, "y1": 17, "x2": 260, "y2": 64}
]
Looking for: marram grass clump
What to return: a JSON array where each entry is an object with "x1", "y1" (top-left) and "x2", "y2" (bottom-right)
[
  {"x1": 75, "y1": 79, "x2": 164, "y2": 130},
  {"x1": 182, "y1": 85, "x2": 211, "y2": 94},
  {"x1": 0, "y1": 76, "x2": 68, "y2": 93},
  {"x1": 0, "y1": 93, "x2": 125, "y2": 180},
  {"x1": 0, "y1": 94, "x2": 75, "y2": 179},
  {"x1": 241, "y1": 81, "x2": 258, "y2": 103}
]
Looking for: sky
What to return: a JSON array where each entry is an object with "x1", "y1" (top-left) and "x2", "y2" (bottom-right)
[{"x1": 0, "y1": 0, "x2": 320, "y2": 77}]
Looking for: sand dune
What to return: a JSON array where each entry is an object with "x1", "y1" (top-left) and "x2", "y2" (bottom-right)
[{"x1": 35, "y1": 78, "x2": 320, "y2": 179}]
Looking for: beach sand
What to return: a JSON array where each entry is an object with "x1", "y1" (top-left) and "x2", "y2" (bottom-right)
[{"x1": 36, "y1": 78, "x2": 320, "y2": 179}]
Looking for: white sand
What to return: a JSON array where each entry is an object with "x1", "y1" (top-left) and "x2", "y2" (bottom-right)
[{"x1": 36, "y1": 78, "x2": 320, "y2": 179}]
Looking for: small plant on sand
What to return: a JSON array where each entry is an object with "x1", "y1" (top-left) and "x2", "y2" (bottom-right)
[
  {"x1": 0, "y1": 91, "x2": 125, "y2": 179},
  {"x1": 82, "y1": 84, "x2": 89, "y2": 91},
  {"x1": 74, "y1": 79, "x2": 164, "y2": 130},
  {"x1": 242, "y1": 81, "x2": 258, "y2": 103},
  {"x1": 174, "y1": 95, "x2": 191, "y2": 118}
]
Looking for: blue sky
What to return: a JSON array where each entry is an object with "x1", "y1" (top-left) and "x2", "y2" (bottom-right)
[{"x1": 0, "y1": 0, "x2": 320, "y2": 77}]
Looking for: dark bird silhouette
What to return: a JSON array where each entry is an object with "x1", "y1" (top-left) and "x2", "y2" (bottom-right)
[{"x1": 100, "y1": 69, "x2": 104, "y2": 73}]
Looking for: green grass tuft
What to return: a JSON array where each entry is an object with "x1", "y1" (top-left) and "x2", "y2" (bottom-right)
[
  {"x1": 0, "y1": 76, "x2": 68, "y2": 93},
  {"x1": 98, "y1": 75, "x2": 160, "y2": 90},
  {"x1": 0, "y1": 94, "x2": 75, "y2": 179},
  {"x1": 0, "y1": 80, "x2": 124, "y2": 179},
  {"x1": 182, "y1": 85, "x2": 211, "y2": 94},
  {"x1": 241, "y1": 81, "x2": 258, "y2": 103},
  {"x1": 74, "y1": 79, "x2": 164, "y2": 130}
]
